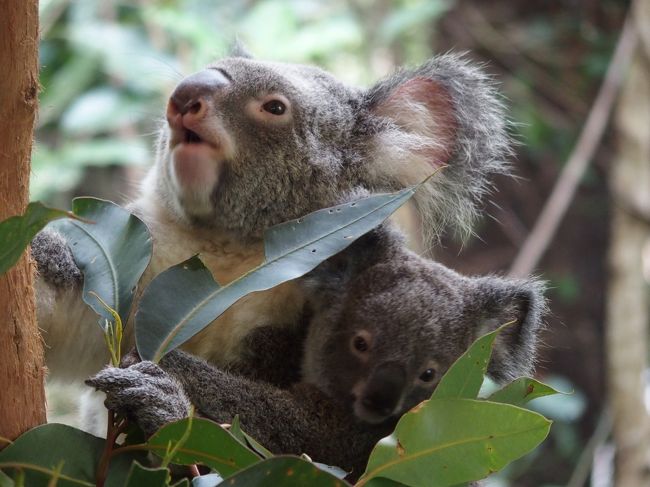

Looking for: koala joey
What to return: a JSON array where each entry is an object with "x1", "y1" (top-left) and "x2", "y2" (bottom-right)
[
  {"x1": 35, "y1": 51, "x2": 510, "y2": 387},
  {"x1": 87, "y1": 226, "x2": 546, "y2": 479}
]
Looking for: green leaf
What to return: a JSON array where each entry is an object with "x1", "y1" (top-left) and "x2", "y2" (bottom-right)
[
  {"x1": 0, "y1": 470, "x2": 14, "y2": 487},
  {"x1": 50, "y1": 197, "x2": 152, "y2": 325},
  {"x1": 431, "y1": 325, "x2": 506, "y2": 400},
  {"x1": 220, "y1": 456, "x2": 351, "y2": 486},
  {"x1": 488, "y1": 378, "x2": 563, "y2": 406},
  {"x1": 359, "y1": 398, "x2": 552, "y2": 487},
  {"x1": 0, "y1": 202, "x2": 73, "y2": 275},
  {"x1": 0, "y1": 423, "x2": 145, "y2": 487},
  {"x1": 229, "y1": 416, "x2": 273, "y2": 460},
  {"x1": 125, "y1": 462, "x2": 170, "y2": 486},
  {"x1": 146, "y1": 418, "x2": 260, "y2": 477},
  {"x1": 136, "y1": 188, "x2": 415, "y2": 361}
]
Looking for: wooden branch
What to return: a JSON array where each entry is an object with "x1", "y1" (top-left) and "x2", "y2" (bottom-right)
[
  {"x1": 606, "y1": 7, "x2": 650, "y2": 482},
  {"x1": 0, "y1": 0, "x2": 47, "y2": 445},
  {"x1": 508, "y1": 15, "x2": 638, "y2": 278}
]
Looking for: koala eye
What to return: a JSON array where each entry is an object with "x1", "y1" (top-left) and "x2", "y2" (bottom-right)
[
  {"x1": 419, "y1": 368, "x2": 436, "y2": 383},
  {"x1": 352, "y1": 335, "x2": 369, "y2": 353},
  {"x1": 262, "y1": 99, "x2": 286, "y2": 115}
]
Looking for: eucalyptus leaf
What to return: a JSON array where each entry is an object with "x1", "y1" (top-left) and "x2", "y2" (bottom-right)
[
  {"x1": 430, "y1": 325, "x2": 504, "y2": 400},
  {"x1": 0, "y1": 202, "x2": 74, "y2": 275},
  {"x1": 146, "y1": 418, "x2": 260, "y2": 477},
  {"x1": 220, "y1": 456, "x2": 352, "y2": 486},
  {"x1": 0, "y1": 470, "x2": 12, "y2": 487},
  {"x1": 0, "y1": 423, "x2": 145, "y2": 487},
  {"x1": 136, "y1": 187, "x2": 415, "y2": 361},
  {"x1": 230, "y1": 415, "x2": 272, "y2": 459},
  {"x1": 50, "y1": 197, "x2": 152, "y2": 325},
  {"x1": 488, "y1": 378, "x2": 563, "y2": 406},
  {"x1": 125, "y1": 462, "x2": 170, "y2": 486},
  {"x1": 359, "y1": 398, "x2": 552, "y2": 487}
]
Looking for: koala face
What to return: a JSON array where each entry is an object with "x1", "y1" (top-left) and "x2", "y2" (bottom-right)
[
  {"x1": 155, "y1": 57, "x2": 366, "y2": 236},
  {"x1": 148, "y1": 52, "x2": 510, "y2": 244},
  {"x1": 301, "y1": 251, "x2": 545, "y2": 425}
]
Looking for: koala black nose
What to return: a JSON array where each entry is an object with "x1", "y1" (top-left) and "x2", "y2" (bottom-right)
[
  {"x1": 170, "y1": 69, "x2": 230, "y2": 116},
  {"x1": 361, "y1": 362, "x2": 406, "y2": 417}
]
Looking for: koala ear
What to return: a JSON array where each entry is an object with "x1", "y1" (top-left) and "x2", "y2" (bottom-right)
[
  {"x1": 469, "y1": 277, "x2": 546, "y2": 383},
  {"x1": 363, "y1": 54, "x2": 511, "y2": 247},
  {"x1": 229, "y1": 38, "x2": 254, "y2": 59}
]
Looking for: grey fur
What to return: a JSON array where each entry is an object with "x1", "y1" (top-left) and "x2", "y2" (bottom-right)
[
  {"x1": 86, "y1": 361, "x2": 191, "y2": 437},
  {"x1": 86, "y1": 227, "x2": 545, "y2": 481},
  {"x1": 31, "y1": 228, "x2": 82, "y2": 289},
  {"x1": 153, "y1": 52, "x2": 510, "y2": 244}
]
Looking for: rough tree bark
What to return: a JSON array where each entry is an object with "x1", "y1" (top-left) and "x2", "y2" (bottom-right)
[
  {"x1": 606, "y1": 3, "x2": 650, "y2": 485},
  {"x1": 0, "y1": 0, "x2": 47, "y2": 445}
]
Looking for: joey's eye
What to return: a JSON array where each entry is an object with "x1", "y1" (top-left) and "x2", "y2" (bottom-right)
[
  {"x1": 262, "y1": 99, "x2": 286, "y2": 115},
  {"x1": 353, "y1": 336, "x2": 369, "y2": 353},
  {"x1": 419, "y1": 368, "x2": 436, "y2": 382}
]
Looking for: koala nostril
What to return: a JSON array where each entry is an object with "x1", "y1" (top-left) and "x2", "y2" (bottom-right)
[
  {"x1": 187, "y1": 100, "x2": 202, "y2": 115},
  {"x1": 170, "y1": 69, "x2": 229, "y2": 116}
]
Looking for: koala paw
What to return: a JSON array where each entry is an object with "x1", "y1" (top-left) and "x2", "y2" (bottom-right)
[
  {"x1": 85, "y1": 361, "x2": 191, "y2": 436},
  {"x1": 31, "y1": 228, "x2": 82, "y2": 289}
]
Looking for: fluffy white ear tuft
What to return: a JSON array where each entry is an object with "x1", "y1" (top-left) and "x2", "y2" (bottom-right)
[
  {"x1": 470, "y1": 276, "x2": 547, "y2": 383},
  {"x1": 229, "y1": 38, "x2": 254, "y2": 59},
  {"x1": 364, "y1": 54, "x2": 512, "y2": 251}
]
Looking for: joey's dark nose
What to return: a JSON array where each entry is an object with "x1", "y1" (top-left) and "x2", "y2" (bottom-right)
[
  {"x1": 170, "y1": 69, "x2": 230, "y2": 116},
  {"x1": 361, "y1": 362, "x2": 406, "y2": 417}
]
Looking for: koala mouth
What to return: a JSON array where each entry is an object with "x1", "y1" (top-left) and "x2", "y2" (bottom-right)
[{"x1": 184, "y1": 129, "x2": 203, "y2": 145}]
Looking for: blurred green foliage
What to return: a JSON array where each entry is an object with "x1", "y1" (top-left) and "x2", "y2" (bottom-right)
[{"x1": 35, "y1": 0, "x2": 450, "y2": 201}]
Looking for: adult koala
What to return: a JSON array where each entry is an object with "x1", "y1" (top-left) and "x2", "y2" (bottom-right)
[
  {"x1": 34, "y1": 52, "x2": 510, "y2": 398},
  {"x1": 87, "y1": 226, "x2": 545, "y2": 480}
]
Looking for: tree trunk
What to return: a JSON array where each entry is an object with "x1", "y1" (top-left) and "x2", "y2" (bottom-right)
[
  {"x1": 606, "y1": 6, "x2": 650, "y2": 485},
  {"x1": 0, "y1": 0, "x2": 46, "y2": 446}
]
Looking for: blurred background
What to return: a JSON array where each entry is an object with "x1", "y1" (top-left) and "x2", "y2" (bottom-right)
[{"x1": 37, "y1": 1, "x2": 649, "y2": 486}]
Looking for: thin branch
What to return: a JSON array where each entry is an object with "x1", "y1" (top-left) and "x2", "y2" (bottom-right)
[{"x1": 508, "y1": 15, "x2": 638, "y2": 278}]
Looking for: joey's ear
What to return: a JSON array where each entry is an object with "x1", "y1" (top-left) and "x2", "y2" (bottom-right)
[
  {"x1": 363, "y1": 53, "x2": 511, "y2": 247},
  {"x1": 229, "y1": 38, "x2": 254, "y2": 59},
  {"x1": 469, "y1": 276, "x2": 546, "y2": 382}
]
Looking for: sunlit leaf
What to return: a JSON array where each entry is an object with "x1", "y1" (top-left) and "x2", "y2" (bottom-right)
[
  {"x1": 431, "y1": 325, "x2": 507, "y2": 400},
  {"x1": 488, "y1": 378, "x2": 563, "y2": 407},
  {"x1": 146, "y1": 418, "x2": 259, "y2": 477},
  {"x1": 359, "y1": 399, "x2": 551, "y2": 487}
]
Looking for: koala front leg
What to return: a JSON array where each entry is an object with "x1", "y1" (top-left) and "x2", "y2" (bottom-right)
[
  {"x1": 157, "y1": 351, "x2": 389, "y2": 477},
  {"x1": 32, "y1": 228, "x2": 110, "y2": 380},
  {"x1": 86, "y1": 361, "x2": 191, "y2": 436}
]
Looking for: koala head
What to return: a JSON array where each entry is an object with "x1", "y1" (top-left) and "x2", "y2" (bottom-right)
[
  {"x1": 147, "y1": 50, "x2": 510, "y2": 245},
  {"x1": 301, "y1": 232, "x2": 545, "y2": 425}
]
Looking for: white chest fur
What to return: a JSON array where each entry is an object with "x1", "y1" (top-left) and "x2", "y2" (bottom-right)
[{"x1": 128, "y1": 196, "x2": 306, "y2": 367}]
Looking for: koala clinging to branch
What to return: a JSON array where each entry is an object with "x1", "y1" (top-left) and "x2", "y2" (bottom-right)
[
  {"x1": 87, "y1": 226, "x2": 546, "y2": 479},
  {"x1": 35, "y1": 51, "x2": 510, "y2": 386}
]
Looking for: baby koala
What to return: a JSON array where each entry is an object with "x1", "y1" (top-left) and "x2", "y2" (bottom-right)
[{"x1": 87, "y1": 226, "x2": 545, "y2": 479}]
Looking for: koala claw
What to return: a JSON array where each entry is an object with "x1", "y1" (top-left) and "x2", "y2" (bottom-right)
[{"x1": 85, "y1": 362, "x2": 191, "y2": 436}]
